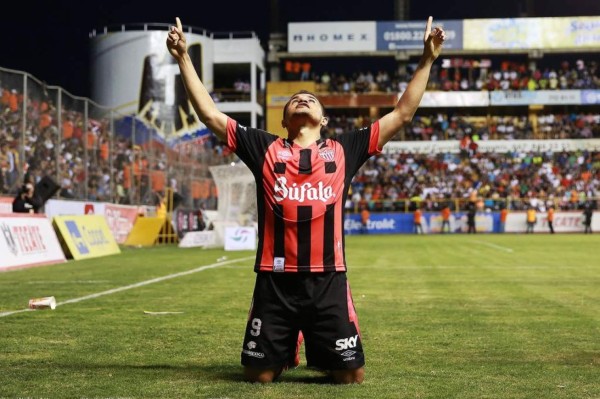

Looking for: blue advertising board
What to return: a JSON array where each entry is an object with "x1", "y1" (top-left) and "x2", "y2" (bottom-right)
[
  {"x1": 376, "y1": 20, "x2": 463, "y2": 51},
  {"x1": 345, "y1": 212, "x2": 500, "y2": 235}
]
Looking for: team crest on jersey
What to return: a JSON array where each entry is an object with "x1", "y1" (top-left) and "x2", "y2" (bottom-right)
[
  {"x1": 318, "y1": 149, "x2": 335, "y2": 162},
  {"x1": 277, "y1": 150, "x2": 292, "y2": 161}
]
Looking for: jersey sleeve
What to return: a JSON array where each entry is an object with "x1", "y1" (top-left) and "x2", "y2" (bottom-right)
[
  {"x1": 226, "y1": 117, "x2": 278, "y2": 173},
  {"x1": 335, "y1": 120, "x2": 382, "y2": 176}
]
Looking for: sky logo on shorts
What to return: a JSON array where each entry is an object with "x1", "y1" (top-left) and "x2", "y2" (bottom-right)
[{"x1": 335, "y1": 334, "x2": 359, "y2": 351}]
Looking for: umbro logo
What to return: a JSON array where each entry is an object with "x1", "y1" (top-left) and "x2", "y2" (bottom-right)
[{"x1": 340, "y1": 350, "x2": 356, "y2": 357}]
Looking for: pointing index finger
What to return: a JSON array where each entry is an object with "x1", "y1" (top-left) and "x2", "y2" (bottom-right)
[
  {"x1": 424, "y1": 16, "x2": 432, "y2": 40},
  {"x1": 176, "y1": 17, "x2": 183, "y2": 31}
]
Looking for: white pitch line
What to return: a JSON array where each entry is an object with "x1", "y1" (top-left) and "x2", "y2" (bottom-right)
[
  {"x1": 0, "y1": 256, "x2": 254, "y2": 318},
  {"x1": 473, "y1": 240, "x2": 514, "y2": 253}
]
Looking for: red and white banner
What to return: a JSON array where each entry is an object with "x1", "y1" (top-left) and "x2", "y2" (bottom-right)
[
  {"x1": 104, "y1": 204, "x2": 138, "y2": 244},
  {"x1": 0, "y1": 214, "x2": 66, "y2": 271},
  {"x1": 44, "y1": 199, "x2": 105, "y2": 218},
  {"x1": 505, "y1": 211, "x2": 600, "y2": 233},
  {"x1": 0, "y1": 197, "x2": 13, "y2": 213}
]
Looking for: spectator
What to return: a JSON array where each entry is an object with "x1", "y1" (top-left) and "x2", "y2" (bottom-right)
[
  {"x1": 440, "y1": 203, "x2": 451, "y2": 233},
  {"x1": 526, "y1": 205, "x2": 537, "y2": 233},
  {"x1": 360, "y1": 205, "x2": 370, "y2": 234},
  {"x1": 12, "y1": 182, "x2": 42, "y2": 213},
  {"x1": 583, "y1": 202, "x2": 593, "y2": 234},
  {"x1": 413, "y1": 207, "x2": 423, "y2": 234},
  {"x1": 547, "y1": 205, "x2": 555, "y2": 234}
]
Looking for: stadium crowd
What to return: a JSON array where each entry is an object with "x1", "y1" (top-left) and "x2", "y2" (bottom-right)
[
  {"x1": 308, "y1": 58, "x2": 600, "y2": 93},
  {"x1": 1, "y1": 80, "x2": 223, "y2": 208},
  {"x1": 347, "y1": 149, "x2": 599, "y2": 213},
  {"x1": 323, "y1": 112, "x2": 600, "y2": 141},
  {"x1": 2, "y1": 54, "x2": 599, "y2": 211}
]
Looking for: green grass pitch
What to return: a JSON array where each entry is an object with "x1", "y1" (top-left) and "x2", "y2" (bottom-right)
[{"x1": 0, "y1": 234, "x2": 599, "y2": 398}]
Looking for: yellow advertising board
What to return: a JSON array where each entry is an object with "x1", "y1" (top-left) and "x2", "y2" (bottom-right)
[
  {"x1": 464, "y1": 17, "x2": 600, "y2": 50},
  {"x1": 123, "y1": 217, "x2": 167, "y2": 247},
  {"x1": 53, "y1": 215, "x2": 121, "y2": 260}
]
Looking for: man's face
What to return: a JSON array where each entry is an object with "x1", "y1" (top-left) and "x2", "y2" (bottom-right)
[
  {"x1": 283, "y1": 92, "x2": 324, "y2": 123},
  {"x1": 24, "y1": 184, "x2": 34, "y2": 197}
]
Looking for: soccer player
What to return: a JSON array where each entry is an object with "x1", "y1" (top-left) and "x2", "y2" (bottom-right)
[{"x1": 167, "y1": 16, "x2": 445, "y2": 384}]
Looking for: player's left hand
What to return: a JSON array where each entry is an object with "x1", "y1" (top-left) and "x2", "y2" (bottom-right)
[
  {"x1": 166, "y1": 17, "x2": 187, "y2": 60},
  {"x1": 423, "y1": 16, "x2": 446, "y2": 61}
]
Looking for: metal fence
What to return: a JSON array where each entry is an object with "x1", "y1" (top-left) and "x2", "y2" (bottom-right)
[{"x1": 0, "y1": 66, "x2": 232, "y2": 208}]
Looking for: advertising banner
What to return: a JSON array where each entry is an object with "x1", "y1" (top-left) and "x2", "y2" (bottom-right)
[
  {"x1": 224, "y1": 227, "x2": 257, "y2": 251},
  {"x1": 377, "y1": 20, "x2": 462, "y2": 50},
  {"x1": 104, "y1": 204, "x2": 139, "y2": 244},
  {"x1": 179, "y1": 231, "x2": 216, "y2": 248},
  {"x1": 581, "y1": 90, "x2": 600, "y2": 105},
  {"x1": 174, "y1": 209, "x2": 206, "y2": 239},
  {"x1": 0, "y1": 214, "x2": 66, "y2": 271},
  {"x1": 44, "y1": 199, "x2": 105, "y2": 218},
  {"x1": 53, "y1": 215, "x2": 120, "y2": 260},
  {"x1": 344, "y1": 212, "x2": 496, "y2": 234},
  {"x1": 288, "y1": 22, "x2": 377, "y2": 53},
  {"x1": 383, "y1": 139, "x2": 600, "y2": 155},
  {"x1": 490, "y1": 90, "x2": 582, "y2": 106},
  {"x1": 505, "y1": 211, "x2": 600, "y2": 233},
  {"x1": 417, "y1": 91, "x2": 489, "y2": 107},
  {"x1": 0, "y1": 197, "x2": 12, "y2": 213},
  {"x1": 464, "y1": 17, "x2": 600, "y2": 50}
]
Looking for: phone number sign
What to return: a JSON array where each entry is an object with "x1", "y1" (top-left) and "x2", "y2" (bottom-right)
[{"x1": 376, "y1": 20, "x2": 463, "y2": 51}]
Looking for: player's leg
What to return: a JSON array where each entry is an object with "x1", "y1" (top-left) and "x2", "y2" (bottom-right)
[
  {"x1": 241, "y1": 273, "x2": 300, "y2": 383},
  {"x1": 331, "y1": 367, "x2": 364, "y2": 384},
  {"x1": 303, "y1": 272, "x2": 365, "y2": 384}
]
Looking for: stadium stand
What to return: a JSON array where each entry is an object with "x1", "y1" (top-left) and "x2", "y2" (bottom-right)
[{"x1": 2, "y1": 16, "x2": 599, "y2": 225}]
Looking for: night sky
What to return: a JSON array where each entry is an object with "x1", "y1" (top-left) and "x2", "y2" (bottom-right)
[{"x1": 1, "y1": 0, "x2": 597, "y2": 98}]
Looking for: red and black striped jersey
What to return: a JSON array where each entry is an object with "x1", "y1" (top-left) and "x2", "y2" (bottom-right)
[{"x1": 226, "y1": 117, "x2": 381, "y2": 272}]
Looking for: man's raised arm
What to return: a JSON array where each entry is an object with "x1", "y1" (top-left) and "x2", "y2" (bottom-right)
[
  {"x1": 167, "y1": 17, "x2": 228, "y2": 142},
  {"x1": 377, "y1": 16, "x2": 446, "y2": 148}
]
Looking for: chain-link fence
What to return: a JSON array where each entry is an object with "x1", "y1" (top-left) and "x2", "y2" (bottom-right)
[{"x1": 1, "y1": 66, "x2": 227, "y2": 209}]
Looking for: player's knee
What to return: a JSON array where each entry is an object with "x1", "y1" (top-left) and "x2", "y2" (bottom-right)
[
  {"x1": 331, "y1": 367, "x2": 364, "y2": 384},
  {"x1": 243, "y1": 367, "x2": 280, "y2": 383}
]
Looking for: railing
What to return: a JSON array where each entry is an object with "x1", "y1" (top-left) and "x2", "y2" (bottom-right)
[{"x1": 89, "y1": 23, "x2": 257, "y2": 40}]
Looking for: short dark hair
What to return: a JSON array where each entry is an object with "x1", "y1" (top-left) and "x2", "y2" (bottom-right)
[{"x1": 283, "y1": 90, "x2": 325, "y2": 119}]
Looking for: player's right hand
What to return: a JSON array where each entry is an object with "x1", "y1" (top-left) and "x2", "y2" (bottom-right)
[{"x1": 166, "y1": 17, "x2": 187, "y2": 59}]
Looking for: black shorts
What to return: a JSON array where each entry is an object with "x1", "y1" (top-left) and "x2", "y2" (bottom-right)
[{"x1": 241, "y1": 272, "x2": 364, "y2": 371}]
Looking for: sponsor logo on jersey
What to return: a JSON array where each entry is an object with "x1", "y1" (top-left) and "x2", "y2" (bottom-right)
[
  {"x1": 277, "y1": 150, "x2": 292, "y2": 161},
  {"x1": 318, "y1": 148, "x2": 335, "y2": 161},
  {"x1": 273, "y1": 176, "x2": 334, "y2": 203}
]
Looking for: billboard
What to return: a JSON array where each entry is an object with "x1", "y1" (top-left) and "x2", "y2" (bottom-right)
[
  {"x1": 383, "y1": 139, "x2": 600, "y2": 155},
  {"x1": 377, "y1": 20, "x2": 463, "y2": 50},
  {"x1": 0, "y1": 214, "x2": 66, "y2": 271},
  {"x1": 53, "y1": 215, "x2": 120, "y2": 260},
  {"x1": 464, "y1": 17, "x2": 600, "y2": 50},
  {"x1": 288, "y1": 22, "x2": 377, "y2": 53}
]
